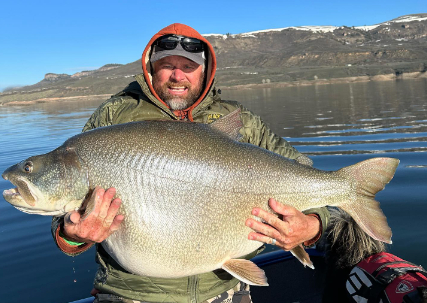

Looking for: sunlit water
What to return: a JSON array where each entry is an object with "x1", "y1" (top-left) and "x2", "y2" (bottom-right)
[{"x1": 0, "y1": 78, "x2": 426, "y2": 303}]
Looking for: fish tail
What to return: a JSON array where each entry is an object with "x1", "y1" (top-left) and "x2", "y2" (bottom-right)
[{"x1": 337, "y1": 157, "x2": 399, "y2": 244}]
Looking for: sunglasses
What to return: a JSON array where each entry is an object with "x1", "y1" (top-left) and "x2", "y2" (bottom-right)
[{"x1": 154, "y1": 35, "x2": 205, "y2": 53}]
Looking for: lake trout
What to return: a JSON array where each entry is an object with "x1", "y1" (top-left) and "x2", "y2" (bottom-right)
[{"x1": 2, "y1": 110, "x2": 399, "y2": 286}]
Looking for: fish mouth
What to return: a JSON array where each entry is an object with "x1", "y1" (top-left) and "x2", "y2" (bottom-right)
[
  {"x1": 3, "y1": 175, "x2": 83, "y2": 216},
  {"x1": 3, "y1": 181, "x2": 66, "y2": 216},
  {"x1": 3, "y1": 187, "x2": 20, "y2": 198},
  {"x1": 3, "y1": 178, "x2": 37, "y2": 207}
]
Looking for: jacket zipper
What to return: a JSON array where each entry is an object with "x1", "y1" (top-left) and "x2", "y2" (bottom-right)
[{"x1": 188, "y1": 275, "x2": 199, "y2": 303}]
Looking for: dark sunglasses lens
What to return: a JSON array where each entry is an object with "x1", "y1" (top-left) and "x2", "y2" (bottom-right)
[
  {"x1": 181, "y1": 42, "x2": 203, "y2": 52},
  {"x1": 156, "y1": 35, "x2": 204, "y2": 52},
  {"x1": 159, "y1": 40, "x2": 178, "y2": 50}
]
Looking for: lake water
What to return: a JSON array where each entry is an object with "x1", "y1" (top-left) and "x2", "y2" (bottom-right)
[{"x1": 0, "y1": 78, "x2": 426, "y2": 303}]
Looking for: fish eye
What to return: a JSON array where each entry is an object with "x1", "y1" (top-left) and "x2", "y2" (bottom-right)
[{"x1": 23, "y1": 161, "x2": 33, "y2": 173}]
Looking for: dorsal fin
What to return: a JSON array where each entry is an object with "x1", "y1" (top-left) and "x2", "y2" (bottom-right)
[
  {"x1": 295, "y1": 155, "x2": 313, "y2": 167},
  {"x1": 210, "y1": 108, "x2": 243, "y2": 141}
]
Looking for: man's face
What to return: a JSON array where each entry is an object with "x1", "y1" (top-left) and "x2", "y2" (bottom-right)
[{"x1": 152, "y1": 55, "x2": 204, "y2": 111}]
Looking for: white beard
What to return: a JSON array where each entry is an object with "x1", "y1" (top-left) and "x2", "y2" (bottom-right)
[{"x1": 165, "y1": 98, "x2": 195, "y2": 111}]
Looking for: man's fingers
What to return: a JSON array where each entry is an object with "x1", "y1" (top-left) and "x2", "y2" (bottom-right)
[
  {"x1": 98, "y1": 215, "x2": 124, "y2": 242},
  {"x1": 62, "y1": 211, "x2": 89, "y2": 243},
  {"x1": 268, "y1": 198, "x2": 297, "y2": 217},
  {"x1": 69, "y1": 211, "x2": 82, "y2": 224},
  {"x1": 251, "y1": 207, "x2": 288, "y2": 231},
  {"x1": 247, "y1": 232, "x2": 284, "y2": 247},
  {"x1": 64, "y1": 211, "x2": 81, "y2": 225},
  {"x1": 109, "y1": 215, "x2": 124, "y2": 234},
  {"x1": 103, "y1": 198, "x2": 122, "y2": 227},
  {"x1": 247, "y1": 199, "x2": 321, "y2": 250},
  {"x1": 246, "y1": 218, "x2": 282, "y2": 240},
  {"x1": 98, "y1": 187, "x2": 116, "y2": 219},
  {"x1": 61, "y1": 187, "x2": 124, "y2": 244}
]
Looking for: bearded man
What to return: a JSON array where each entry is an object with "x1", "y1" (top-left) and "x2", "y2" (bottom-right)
[{"x1": 52, "y1": 23, "x2": 330, "y2": 303}]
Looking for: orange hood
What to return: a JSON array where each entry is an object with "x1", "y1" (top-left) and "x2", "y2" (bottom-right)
[{"x1": 141, "y1": 23, "x2": 217, "y2": 121}]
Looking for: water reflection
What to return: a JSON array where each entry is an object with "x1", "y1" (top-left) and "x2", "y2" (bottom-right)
[{"x1": 224, "y1": 78, "x2": 427, "y2": 156}]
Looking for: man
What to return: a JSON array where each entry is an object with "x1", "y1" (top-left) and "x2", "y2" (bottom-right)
[{"x1": 52, "y1": 23, "x2": 330, "y2": 303}]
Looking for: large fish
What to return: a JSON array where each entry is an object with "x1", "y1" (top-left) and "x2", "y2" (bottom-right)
[{"x1": 2, "y1": 110, "x2": 398, "y2": 286}]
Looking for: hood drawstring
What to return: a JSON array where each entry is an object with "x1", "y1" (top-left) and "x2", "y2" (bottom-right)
[{"x1": 173, "y1": 109, "x2": 193, "y2": 121}]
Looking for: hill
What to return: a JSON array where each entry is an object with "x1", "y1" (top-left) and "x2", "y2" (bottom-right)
[{"x1": 2, "y1": 14, "x2": 427, "y2": 104}]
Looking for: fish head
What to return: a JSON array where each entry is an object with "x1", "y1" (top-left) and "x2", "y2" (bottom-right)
[{"x1": 2, "y1": 146, "x2": 89, "y2": 216}]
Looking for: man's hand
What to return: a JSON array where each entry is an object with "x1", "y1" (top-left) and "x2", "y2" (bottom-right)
[
  {"x1": 245, "y1": 198, "x2": 320, "y2": 250},
  {"x1": 61, "y1": 186, "x2": 124, "y2": 243}
]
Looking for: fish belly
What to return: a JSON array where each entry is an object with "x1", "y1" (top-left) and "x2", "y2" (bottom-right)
[{"x1": 100, "y1": 177, "x2": 268, "y2": 278}]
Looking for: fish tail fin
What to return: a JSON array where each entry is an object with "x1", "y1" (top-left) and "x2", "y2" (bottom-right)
[
  {"x1": 222, "y1": 259, "x2": 268, "y2": 286},
  {"x1": 337, "y1": 157, "x2": 399, "y2": 244}
]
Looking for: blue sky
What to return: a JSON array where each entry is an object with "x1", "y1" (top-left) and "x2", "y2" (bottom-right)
[{"x1": 1, "y1": 0, "x2": 425, "y2": 92}]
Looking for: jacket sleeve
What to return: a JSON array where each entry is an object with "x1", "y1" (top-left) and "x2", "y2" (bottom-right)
[
  {"x1": 51, "y1": 216, "x2": 94, "y2": 256},
  {"x1": 239, "y1": 106, "x2": 303, "y2": 160},
  {"x1": 239, "y1": 105, "x2": 330, "y2": 243},
  {"x1": 82, "y1": 97, "x2": 123, "y2": 132}
]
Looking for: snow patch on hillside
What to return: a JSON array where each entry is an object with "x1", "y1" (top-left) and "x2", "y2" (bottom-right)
[
  {"x1": 204, "y1": 25, "x2": 338, "y2": 38},
  {"x1": 203, "y1": 14, "x2": 427, "y2": 38},
  {"x1": 391, "y1": 15, "x2": 427, "y2": 23}
]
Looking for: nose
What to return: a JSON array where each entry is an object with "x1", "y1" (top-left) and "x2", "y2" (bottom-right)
[
  {"x1": 170, "y1": 68, "x2": 186, "y2": 82},
  {"x1": 2, "y1": 166, "x2": 11, "y2": 180}
]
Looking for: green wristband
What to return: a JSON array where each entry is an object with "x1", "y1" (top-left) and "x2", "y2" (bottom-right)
[{"x1": 59, "y1": 230, "x2": 85, "y2": 246}]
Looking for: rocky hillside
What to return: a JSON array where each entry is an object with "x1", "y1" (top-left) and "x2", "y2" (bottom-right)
[
  {"x1": 208, "y1": 15, "x2": 427, "y2": 68},
  {"x1": 209, "y1": 14, "x2": 427, "y2": 86},
  {"x1": 2, "y1": 14, "x2": 427, "y2": 104}
]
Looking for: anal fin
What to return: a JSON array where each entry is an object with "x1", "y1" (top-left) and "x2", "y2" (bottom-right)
[
  {"x1": 222, "y1": 259, "x2": 268, "y2": 286},
  {"x1": 290, "y1": 245, "x2": 314, "y2": 269}
]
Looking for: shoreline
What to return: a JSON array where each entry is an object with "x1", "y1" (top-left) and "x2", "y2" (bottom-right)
[
  {"x1": 0, "y1": 94, "x2": 112, "y2": 106},
  {"x1": 220, "y1": 71, "x2": 427, "y2": 90},
  {"x1": 1, "y1": 72, "x2": 426, "y2": 106}
]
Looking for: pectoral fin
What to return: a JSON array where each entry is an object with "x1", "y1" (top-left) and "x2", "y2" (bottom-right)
[
  {"x1": 222, "y1": 259, "x2": 268, "y2": 286},
  {"x1": 79, "y1": 188, "x2": 97, "y2": 220},
  {"x1": 290, "y1": 245, "x2": 314, "y2": 269}
]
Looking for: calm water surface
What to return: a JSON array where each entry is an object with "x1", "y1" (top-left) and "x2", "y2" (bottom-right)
[{"x1": 0, "y1": 79, "x2": 426, "y2": 303}]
